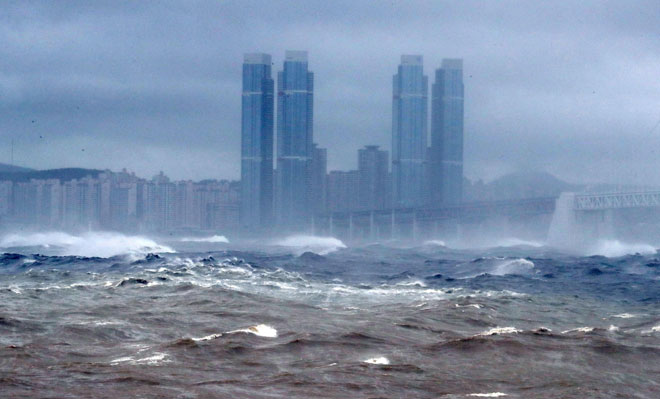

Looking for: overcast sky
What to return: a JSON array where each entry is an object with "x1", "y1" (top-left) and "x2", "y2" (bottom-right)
[{"x1": 1, "y1": 1, "x2": 659, "y2": 184}]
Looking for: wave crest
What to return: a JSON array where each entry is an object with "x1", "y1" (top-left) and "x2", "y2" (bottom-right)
[{"x1": 0, "y1": 231, "x2": 174, "y2": 258}]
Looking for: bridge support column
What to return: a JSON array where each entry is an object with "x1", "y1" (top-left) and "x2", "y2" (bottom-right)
[
  {"x1": 349, "y1": 213, "x2": 354, "y2": 242},
  {"x1": 412, "y1": 213, "x2": 418, "y2": 241},
  {"x1": 329, "y1": 214, "x2": 334, "y2": 237}
]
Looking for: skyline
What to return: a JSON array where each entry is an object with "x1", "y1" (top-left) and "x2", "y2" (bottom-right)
[{"x1": 1, "y1": 1, "x2": 659, "y2": 185}]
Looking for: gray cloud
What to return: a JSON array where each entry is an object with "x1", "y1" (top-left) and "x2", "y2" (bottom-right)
[{"x1": 1, "y1": 1, "x2": 659, "y2": 184}]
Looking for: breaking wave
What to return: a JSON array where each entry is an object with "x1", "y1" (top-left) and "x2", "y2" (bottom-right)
[
  {"x1": 0, "y1": 231, "x2": 175, "y2": 258},
  {"x1": 274, "y1": 235, "x2": 347, "y2": 255}
]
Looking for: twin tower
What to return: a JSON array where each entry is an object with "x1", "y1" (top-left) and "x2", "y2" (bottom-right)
[{"x1": 240, "y1": 52, "x2": 464, "y2": 231}]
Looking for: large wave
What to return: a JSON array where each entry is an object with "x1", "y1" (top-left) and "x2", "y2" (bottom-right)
[
  {"x1": 274, "y1": 235, "x2": 347, "y2": 255},
  {"x1": 0, "y1": 231, "x2": 175, "y2": 258}
]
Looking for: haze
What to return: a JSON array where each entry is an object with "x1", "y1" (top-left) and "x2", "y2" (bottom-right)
[{"x1": 1, "y1": 1, "x2": 659, "y2": 184}]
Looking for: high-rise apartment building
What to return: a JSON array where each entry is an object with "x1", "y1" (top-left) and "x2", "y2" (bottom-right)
[
  {"x1": 327, "y1": 170, "x2": 359, "y2": 212},
  {"x1": 240, "y1": 53, "x2": 274, "y2": 229},
  {"x1": 358, "y1": 145, "x2": 389, "y2": 210},
  {"x1": 310, "y1": 143, "x2": 327, "y2": 214},
  {"x1": 430, "y1": 59, "x2": 464, "y2": 205},
  {"x1": 276, "y1": 51, "x2": 314, "y2": 229},
  {"x1": 392, "y1": 55, "x2": 428, "y2": 208}
]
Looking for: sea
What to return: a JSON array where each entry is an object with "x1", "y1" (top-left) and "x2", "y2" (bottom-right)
[{"x1": 1, "y1": 231, "x2": 659, "y2": 398}]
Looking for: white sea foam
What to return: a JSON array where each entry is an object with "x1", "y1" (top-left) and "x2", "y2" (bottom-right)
[
  {"x1": 651, "y1": 325, "x2": 660, "y2": 333},
  {"x1": 586, "y1": 240, "x2": 656, "y2": 257},
  {"x1": 562, "y1": 327, "x2": 594, "y2": 334},
  {"x1": 191, "y1": 333, "x2": 223, "y2": 342},
  {"x1": 0, "y1": 231, "x2": 174, "y2": 258},
  {"x1": 228, "y1": 324, "x2": 278, "y2": 338},
  {"x1": 455, "y1": 303, "x2": 483, "y2": 309},
  {"x1": 363, "y1": 356, "x2": 390, "y2": 365},
  {"x1": 608, "y1": 325, "x2": 620, "y2": 332},
  {"x1": 110, "y1": 352, "x2": 170, "y2": 366},
  {"x1": 479, "y1": 327, "x2": 522, "y2": 336},
  {"x1": 275, "y1": 235, "x2": 347, "y2": 255},
  {"x1": 179, "y1": 235, "x2": 229, "y2": 243},
  {"x1": 612, "y1": 313, "x2": 638, "y2": 319},
  {"x1": 468, "y1": 393, "x2": 508, "y2": 397}
]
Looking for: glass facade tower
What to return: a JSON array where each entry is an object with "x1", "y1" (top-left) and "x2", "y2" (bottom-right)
[
  {"x1": 240, "y1": 53, "x2": 274, "y2": 229},
  {"x1": 276, "y1": 51, "x2": 314, "y2": 229},
  {"x1": 430, "y1": 58, "x2": 464, "y2": 205},
  {"x1": 392, "y1": 55, "x2": 428, "y2": 208}
]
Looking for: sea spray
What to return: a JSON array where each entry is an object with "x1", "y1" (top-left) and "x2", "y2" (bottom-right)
[
  {"x1": 274, "y1": 235, "x2": 347, "y2": 255},
  {"x1": 0, "y1": 231, "x2": 174, "y2": 257}
]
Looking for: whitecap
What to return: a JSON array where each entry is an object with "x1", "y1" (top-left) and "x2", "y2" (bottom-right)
[
  {"x1": 423, "y1": 239, "x2": 446, "y2": 247},
  {"x1": 491, "y1": 258, "x2": 534, "y2": 276},
  {"x1": 611, "y1": 313, "x2": 638, "y2": 319},
  {"x1": 0, "y1": 231, "x2": 174, "y2": 258},
  {"x1": 608, "y1": 325, "x2": 620, "y2": 332},
  {"x1": 468, "y1": 393, "x2": 508, "y2": 397},
  {"x1": 228, "y1": 324, "x2": 278, "y2": 338},
  {"x1": 363, "y1": 356, "x2": 390, "y2": 365},
  {"x1": 455, "y1": 303, "x2": 483, "y2": 309},
  {"x1": 111, "y1": 352, "x2": 170, "y2": 365},
  {"x1": 479, "y1": 327, "x2": 521, "y2": 336},
  {"x1": 561, "y1": 327, "x2": 594, "y2": 334},
  {"x1": 191, "y1": 333, "x2": 223, "y2": 342},
  {"x1": 274, "y1": 235, "x2": 346, "y2": 255}
]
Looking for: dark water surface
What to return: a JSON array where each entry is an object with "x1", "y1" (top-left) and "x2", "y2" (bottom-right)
[{"x1": 1, "y1": 238, "x2": 659, "y2": 398}]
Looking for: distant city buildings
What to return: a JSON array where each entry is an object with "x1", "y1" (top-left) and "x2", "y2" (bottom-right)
[
  {"x1": 0, "y1": 170, "x2": 239, "y2": 233},
  {"x1": 392, "y1": 55, "x2": 428, "y2": 208}
]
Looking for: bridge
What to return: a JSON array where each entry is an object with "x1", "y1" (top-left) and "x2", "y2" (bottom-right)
[
  {"x1": 548, "y1": 191, "x2": 660, "y2": 248},
  {"x1": 313, "y1": 197, "x2": 557, "y2": 241},
  {"x1": 573, "y1": 191, "x2": 660, "y2": 211}
]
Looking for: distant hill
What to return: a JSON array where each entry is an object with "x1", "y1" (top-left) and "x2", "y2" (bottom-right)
[
  {"x1": 0, "y1": 163, "x2": 34, "y2": 173},
  {"x1": 466, "y1": 171, "x2": 583, "y2": 201},
  {"x1": 0, "y1": 168, "x2": 103, "y2": 182}
]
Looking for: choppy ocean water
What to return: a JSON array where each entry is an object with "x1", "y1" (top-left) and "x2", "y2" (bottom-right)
[{"x1": 1, "y1": 232, "x2": 659, "y2": 398}]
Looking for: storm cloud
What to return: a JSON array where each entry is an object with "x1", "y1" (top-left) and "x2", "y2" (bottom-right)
[{"x1": 1, "y1": 1, "x2": 659, "y2": 184}]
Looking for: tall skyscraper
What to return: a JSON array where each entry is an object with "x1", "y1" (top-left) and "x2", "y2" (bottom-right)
[
  {"x1": 240, "y1": 53, "x2": 274, "y2": 229},
  {"x1": 358, "y1": 145, "x2": 389, "y2": 210},
  {"x1": 276, "y1": 51, "x2": 314, "y2": 229},
  {"x1": 392, "y1": 55, "x2": 428, "y2": 208},
  {"x1": 430, "y1": 59, "x2": 464, "y2": 205}
]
